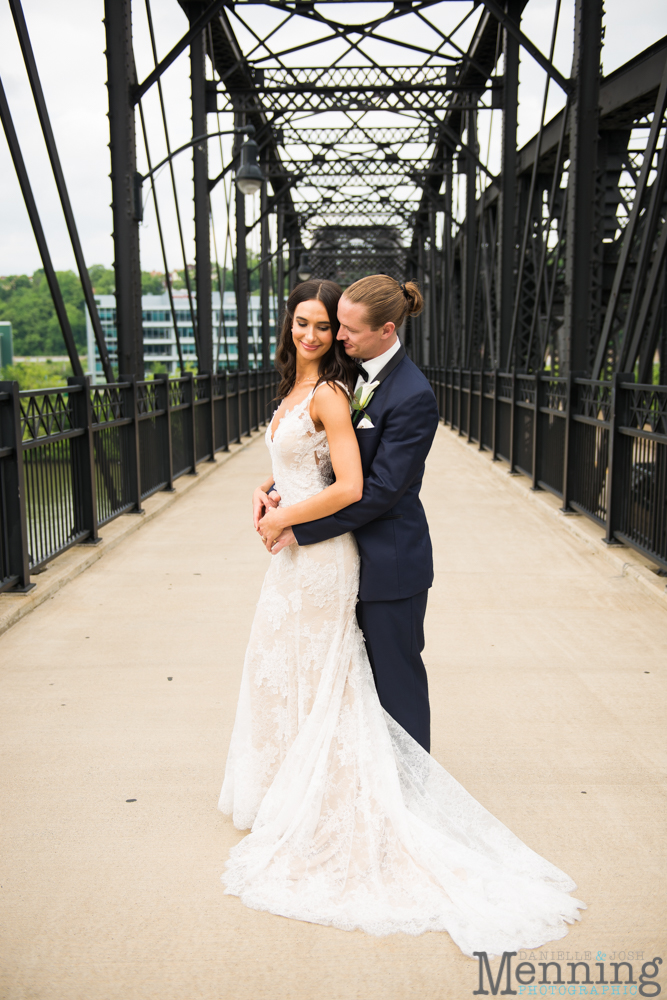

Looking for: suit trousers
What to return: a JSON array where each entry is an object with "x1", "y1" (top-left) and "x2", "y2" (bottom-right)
[{"x1": 356, "y1": 590, "x2": 430, "y2": 753}]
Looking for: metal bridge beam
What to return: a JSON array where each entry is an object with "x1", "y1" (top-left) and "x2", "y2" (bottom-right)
[
  {"x1": 234, "y1": 117, "x2": 249, "y2": 372},
  {"x1": 105, "y1": 0, "x2": 144, "y2": 378},
  {"x1": 260, "y1": 161, "x2": 271, "y2": 370},
  {"x1": 498, "y1": 0, "x2": 521, "y2": 370},
  {"x1": 190, "y1": 8, "x2": 212, "y2": 373},
  {"x1": 562, "y1": 0, "x2": 603, "y2": 374}
]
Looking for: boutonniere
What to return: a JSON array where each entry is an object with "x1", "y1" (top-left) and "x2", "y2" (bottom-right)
[{"x1": 351, "y1": 380, "x2": 380, "y2": 427}]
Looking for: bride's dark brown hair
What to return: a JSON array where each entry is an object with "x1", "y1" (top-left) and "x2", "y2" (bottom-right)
[{"x1": 274, "y1": 279, "x2": 357, "y2": 399}]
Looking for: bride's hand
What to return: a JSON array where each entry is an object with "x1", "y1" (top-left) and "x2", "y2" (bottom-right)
[
  {"x1": 270, "y1": 527, "x2": 295, "y2": 555},
  {"x1": 253, "y1": 487, "x2": 280, "y2": 531},
  {"x1": 258, "y1": 507, "x2": 287, "y2": 549}
]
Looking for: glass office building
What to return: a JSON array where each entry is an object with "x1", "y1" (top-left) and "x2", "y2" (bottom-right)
[{"x1": 86, "y1": 289, "x2": 278, "y2": 381}]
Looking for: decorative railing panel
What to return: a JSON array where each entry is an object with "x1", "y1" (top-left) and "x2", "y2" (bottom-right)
[
  {"x1": 23, "y1": 437, "x2": 85, "y2": 568},
  {"x1": 95, "y1": 424, "x2": 135, "y2": 524},
  {"x1": 20, "y1": 387, "x2": 76, "y2": 441},
  {"x1": 0, "y1": 369, "x2": 280, "y2": 592},
  {"x1": 427, "y1": 368, "x2": 667, "y2": 572}
]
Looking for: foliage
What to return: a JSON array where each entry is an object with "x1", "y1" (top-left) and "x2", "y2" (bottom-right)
[
  {"x1": 0, "y1": 270, "x2": 86, "y2": 356},
  {"x1": 0, "y1": 265, "x2": 167, "y2": 358},
  {"x1": 144, "y1": 361, "x2": 169, "y2": 377},
  {"x1": 142, "y1": 271, "x2": 167, "y2": 295},
  {"x1": 0, "y1": 359, "x2": 73, "y2": 390},
  {"x1": 89, "y1": 263, "x2": 166, "y2": 296},
  {"x1": 88, "y1": 264, "x2": 115, "y2": 294}
]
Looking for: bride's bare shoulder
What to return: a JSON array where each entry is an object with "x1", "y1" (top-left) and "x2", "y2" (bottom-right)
[
  {"x1": 313, "y1": 379, "x2": 350, "y2": 397},
  {"x1": 309, "y1": 380, "x2": 352, "y2": 426}
]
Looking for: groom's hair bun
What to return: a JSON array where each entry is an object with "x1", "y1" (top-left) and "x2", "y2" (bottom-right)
[{"x1": 343, "y1": 275, "x2": 423, "y2": 332}]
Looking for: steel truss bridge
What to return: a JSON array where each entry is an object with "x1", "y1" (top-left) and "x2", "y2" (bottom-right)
[{"x1": 0, "y1": 0, "x2": 666, "y2": 592}]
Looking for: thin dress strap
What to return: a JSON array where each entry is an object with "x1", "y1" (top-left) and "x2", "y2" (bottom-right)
[{"x1": 311, "y1": 379, "x2": 350, "y2": 397}]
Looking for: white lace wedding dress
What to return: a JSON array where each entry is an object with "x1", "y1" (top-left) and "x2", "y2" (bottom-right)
[{"x1": 219, "y1": 385, "x2": 585, "y2": 956}]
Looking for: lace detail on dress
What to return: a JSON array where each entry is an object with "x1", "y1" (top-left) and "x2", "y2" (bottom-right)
[
  {"x1": 219, "y1": 387, "x2": 585, "y2": 956},
  {"x1": 266, "y1": 386, "x2": 334, "y2": 509}
]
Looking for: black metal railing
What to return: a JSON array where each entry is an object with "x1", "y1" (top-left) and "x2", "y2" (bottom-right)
[
  {"x1": 425, "y1": 367, "x2": 667, "y2": 573},
  {"x1": 0, "y1": 369, "x2": 280, "y2": 594}
]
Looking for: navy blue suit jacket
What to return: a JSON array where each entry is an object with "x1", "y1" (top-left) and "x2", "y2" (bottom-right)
[{"x1": 293, "y1": 350, "x2": 440, "y2": 602}]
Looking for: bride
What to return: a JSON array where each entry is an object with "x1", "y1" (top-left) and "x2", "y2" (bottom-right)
[{"x1": 219, "y1": 278, "x2": 585, "y2": 957}]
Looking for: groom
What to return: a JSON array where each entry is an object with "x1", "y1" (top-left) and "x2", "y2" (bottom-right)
[{"x1": 271, "y1": 293, "x2": 440, "y2": 752}]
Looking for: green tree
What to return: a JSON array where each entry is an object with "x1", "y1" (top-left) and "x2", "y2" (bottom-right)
[
  {"x1": 0, "y1": 359, "x2": 73, "y2": 390},
  {"x1": 88, "y1": 264, "x2": 115, "y2": 294},
  {"x1": 142, "y1": 271, "x2": 166, "y2": 294},
  {"x1": 0, "y1": 269, "x2": 86, "y2": 355}
]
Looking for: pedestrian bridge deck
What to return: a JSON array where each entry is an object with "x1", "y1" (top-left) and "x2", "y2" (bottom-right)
[{"x1": 1, "y1": 426, "x2": 665, "y2": 1000}]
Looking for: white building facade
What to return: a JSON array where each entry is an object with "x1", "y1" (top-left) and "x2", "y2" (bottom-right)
[{"x1": 86, "y1": 289, "x2": 278, "y2": 381}]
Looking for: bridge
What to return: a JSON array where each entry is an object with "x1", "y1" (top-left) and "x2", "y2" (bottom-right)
[{"x1": 0, "y1": 1, "x2": 666, "y2": 996}]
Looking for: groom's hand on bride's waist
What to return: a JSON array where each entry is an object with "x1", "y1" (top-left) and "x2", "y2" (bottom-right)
[
  {"x1": 253, "y1": 487, "x2": 280, "y2": 531},
  {"x1": 269, "y1": 527, "x2": 296, "y2": 555}
]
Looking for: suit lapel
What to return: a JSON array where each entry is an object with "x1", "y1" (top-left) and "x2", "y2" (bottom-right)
[
  {"x1": 354, "y1": 346, "x2": 406, "y2": 441},
  {"x1": 372, "y1": 345, "x2": 405, "y2": 388}
]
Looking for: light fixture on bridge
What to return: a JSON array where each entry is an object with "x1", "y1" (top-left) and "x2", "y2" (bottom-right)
[
  {"x1": 236, "y1": 134, "x2": 264, "y2": 196},
  {"x1": 297, "y1": 253, "x2": 312, "y2": 282}
]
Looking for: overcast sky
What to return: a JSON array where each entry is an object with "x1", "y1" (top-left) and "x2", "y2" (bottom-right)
[{"x1": 0, "y1": 0, "x2": 665, "y2": 277}]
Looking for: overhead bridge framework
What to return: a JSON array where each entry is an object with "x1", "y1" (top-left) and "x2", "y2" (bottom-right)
[
  {"x1": 4, "y1": 0, "x2": 664, "y2": 383},
  {"x1": 100, "y1": 0, "x2": 667, "y2": 384}
]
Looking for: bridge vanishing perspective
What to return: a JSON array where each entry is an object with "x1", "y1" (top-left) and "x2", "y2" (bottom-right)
[{"x1": 0, "y1": 0, "x2": 666, "y2": 593}]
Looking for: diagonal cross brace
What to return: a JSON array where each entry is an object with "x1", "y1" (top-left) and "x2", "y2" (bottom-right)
[
  {"x1": 479, "y1": 0, "x2": 573, "y2": 95},
  {"x1": 133, "y1": 0, "x2": 227, "y2": 105}
]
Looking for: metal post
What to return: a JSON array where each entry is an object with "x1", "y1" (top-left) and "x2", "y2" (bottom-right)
[
  {"x1": 416, "y1": 237, "x2": 425, "y2": 367},
  {"x1": 288, "y1": 230, "x2": 298, "y2": 294},
  {"x1": 497, "y1": 0, "x2": 520, "y2": 370},
  {"x1": 428, "y1": 203, "x2": 437, "y2": 368},
  {"x1": 67, "y1": 377, "x2": 100, "y2": 543},
  {"x1": 491, "y1": 369, "x2": 499, "y2": 461},
  {"x1": 508, "y1": 372, "x2": 517, "y2": 473},
  {"x1": 605, "y1": 372, "x2": 635, "y2": 545},
  {"x1": 234, "y1": 121, "x2": 249, "y2": 372},
  {"x1": 105, "y1": 0, "x2": 144, "y2": 378},
  {"x1": 0, "y1": 382, "x2": 33, "y2": 592},
  {"x1": 456, "y1": 368, "x2": 463, "y2": 435},
  {"x1": 207, "y1": 373, "x2": 216, "y2": 461},
  {"x1": 153, "y1": 373, "x2": 174, "y2": 491},
  {"x1": 222, "y1": 371, "x2": 230, "y2": 451},
  {"x1": 562, "y1": 0, "x2": 603, "y2": 374},
  {"x1": 465, "y1": 109, "x2": 477, "y2": 363},
  {"x1": 560, "y1": 370, "x2": 586, "y2": 512},
  {"x1": 260, "y1": 169, "x2": 271, "y2": 370},
  {"x1": 188, "y1": 371, "x2": 198, "y2": 474},
  {"x1": 532, "y1": 372, "x2": 545, "y2": 490},
  {"x1": 276, "y1": 199, "x2": 285, "y2": 329},
  {"x1": 190, "y1": 20, "x2": 212, "y2": 373},
  {"x1": 118, "y1": 374, "x2": 142, "y2": 511},
  {"x1": 442, "y1": 151, "x2": 453, "y2": 368}
]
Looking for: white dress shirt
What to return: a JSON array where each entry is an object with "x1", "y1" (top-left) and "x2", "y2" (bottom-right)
[{"x1": 354, "y1": 337, "x2": 402, "y2": 394}]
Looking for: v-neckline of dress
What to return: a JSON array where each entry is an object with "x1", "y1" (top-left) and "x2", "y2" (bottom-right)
[{"x1": 270, "y1": 388, "x2": 315, "y2": 443}]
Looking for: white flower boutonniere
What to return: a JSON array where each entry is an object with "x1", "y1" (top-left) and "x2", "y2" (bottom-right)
[{"x1": 351, "y1": 380, "x2": 379, "y2": 427}]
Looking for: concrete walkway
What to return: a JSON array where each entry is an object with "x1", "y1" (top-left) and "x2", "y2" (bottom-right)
[{"x1": 1, "y1": 426, "x2": 665, "y2": 1000}]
